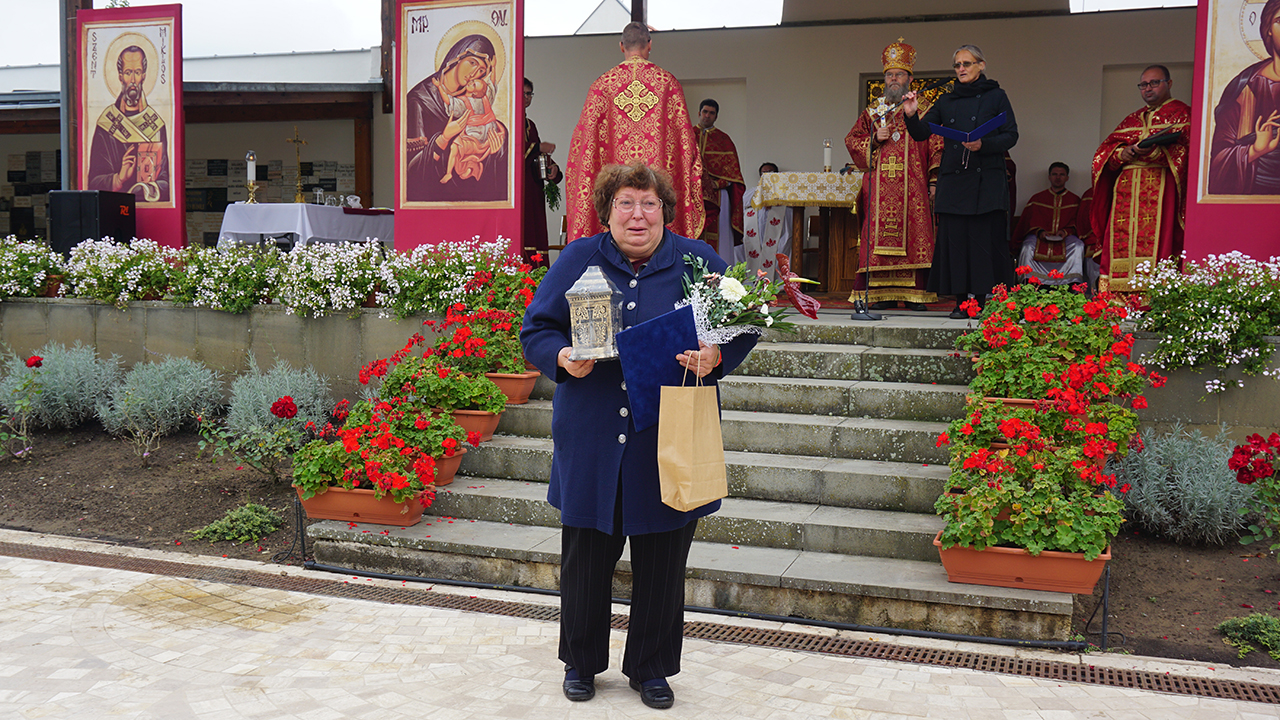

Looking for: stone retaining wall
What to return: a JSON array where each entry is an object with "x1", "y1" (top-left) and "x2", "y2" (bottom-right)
[{"x1": 0, "y1": 298, "x2": 434, "y2": 401}]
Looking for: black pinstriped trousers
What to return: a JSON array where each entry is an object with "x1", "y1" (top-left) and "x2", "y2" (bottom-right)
[{"x1": 557, "y1": 497, "x2": 698, "y2": 682}]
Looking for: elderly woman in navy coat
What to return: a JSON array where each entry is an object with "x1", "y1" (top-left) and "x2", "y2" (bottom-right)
[{"x1": 521, "y1": 160, "x2": 756, "y2": 709}]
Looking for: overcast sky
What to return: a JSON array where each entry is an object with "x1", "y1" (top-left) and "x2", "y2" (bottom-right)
[
  {"x1": 0, "y1": 0, "x2": 788, "y2": 68},
  {"x1": 0, "y1": 0, "x2": 1193, "y2": 68}
]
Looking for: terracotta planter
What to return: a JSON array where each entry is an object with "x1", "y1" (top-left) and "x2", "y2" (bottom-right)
[
  {"x1": 449, "y1": 409, "x2": 502, "y2": 443},
  {"x1": 294, "y1": 485, "x2": 426, "y2": 526},
  {"x1": 485, "y1": 370, "x2": 540, "y2": 405},
  {"x1": 434, "y1": 446, "x2": 467, "y2": 487},
  {"x1": 932, "y1": 531, "x2": 1110, "y2": 594},
  {"x1": 983, "y1": 396, "x2": 1044, "y2": 410},
  {"x1": 41, "y1": 274, "x2": 64, "y2": 298}
]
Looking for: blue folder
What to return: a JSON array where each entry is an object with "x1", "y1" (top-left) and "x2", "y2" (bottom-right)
[
  {"x1": 928, "y1": 112, "x2": 1007, "y2": 143},
  {"x1": 616, "y1": 305, "x2": 700, "y2": 432}
]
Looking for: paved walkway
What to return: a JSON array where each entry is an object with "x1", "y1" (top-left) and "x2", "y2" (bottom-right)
[{"x1": 2, "y1": 529, "x2": 1278, "y2": 720}]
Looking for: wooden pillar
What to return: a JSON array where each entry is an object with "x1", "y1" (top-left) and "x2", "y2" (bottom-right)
[
  {"x1": 354, "y1": 108, "x2": 373, "y2": 206},
  {"x1": 380, "y1": 0, "x2": 394, "y2": 114},
  {"x1": 62, "y1": 0, "x2": 94, "y2": 189},
  {"x1": 631, "y1": 0, "x2": 645, "y2": 23}
]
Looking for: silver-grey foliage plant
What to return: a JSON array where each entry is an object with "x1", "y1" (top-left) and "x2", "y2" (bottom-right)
[
  {"x1": 96, "y1": 356, "x2": 222, "y2": 458},
  {"x1": 1114, "y1": 424, "x2": 1255, "y2": 545},
  {"x1": 226, "y1": 356, "x2": 333, "y2": 433},
  {"x1": 0, "y1": 343, "x2": 121, "y2": 429}
]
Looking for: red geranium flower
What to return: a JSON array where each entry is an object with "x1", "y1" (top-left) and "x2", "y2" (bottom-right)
[{"x1": 270, "y1": 396, "x2": 298, "y2": 419}]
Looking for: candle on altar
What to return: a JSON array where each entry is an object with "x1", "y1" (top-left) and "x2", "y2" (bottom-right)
[
  {"x1": 822, "y1": 139, "x2": 832, "y2": 172},
  {"x1": 246, "y1": 150, "x2": 257, "y2": 185}
]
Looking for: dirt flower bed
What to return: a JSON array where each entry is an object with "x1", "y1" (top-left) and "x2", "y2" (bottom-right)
[{"x1": 1, "y1": 425, "x2": 1278, "y2": 669}]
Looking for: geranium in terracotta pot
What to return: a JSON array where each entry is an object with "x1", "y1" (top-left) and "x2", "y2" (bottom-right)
[{"x1": 422, "y1": 304, "x2": 541, "y2": 404}]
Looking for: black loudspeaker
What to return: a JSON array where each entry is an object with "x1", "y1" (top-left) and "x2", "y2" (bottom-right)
[{"x1": 48, "y1": 190, "x2": 136, "y2": 256}]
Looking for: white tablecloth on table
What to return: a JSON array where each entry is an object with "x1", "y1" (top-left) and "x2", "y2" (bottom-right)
[{"x1": 218, "y1": 204, "x2": 394, "y2": 247}]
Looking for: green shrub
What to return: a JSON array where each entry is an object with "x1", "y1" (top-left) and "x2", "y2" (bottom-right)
[
  {"x1": 1113, "y1": 425, "x2": 1254, "y2": 545},
  {"x1": 190, "y1": 503, "x2": 283, "y2": 545},
  {"x1": 1218, "y1": 614, "x2": 1280, "y2": 661},
  {"x1": 225, "y1": 357, "x2": 332, "y2": 434},
  {"x1": 0, "y1": 343, "x2": 121, "y2": 429},
  {"x1": 96, "y1": 356, "x2": 222, "y2": 458},
  {"x1": 198, "y1": 357, "x2": 334, "y2": 482}
]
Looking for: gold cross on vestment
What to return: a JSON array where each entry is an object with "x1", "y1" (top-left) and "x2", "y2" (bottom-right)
[
  {"x1": 613, "y1": 80, "x2": 659, "y2": 122},
  {"x1": 879, "y1": 155, "x2": 905, "y2": 179},
  {"x1": 287, "y1": 125, "x2": 308, "y2": 203}
]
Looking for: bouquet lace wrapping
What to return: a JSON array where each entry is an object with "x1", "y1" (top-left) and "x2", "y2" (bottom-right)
[{"x1": 674, "y1": 296, "x2": 766, "y2": 346}]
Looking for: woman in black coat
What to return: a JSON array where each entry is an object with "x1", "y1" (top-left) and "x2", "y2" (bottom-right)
[{"x1": 903, "y1": 44, "x2": 1018, "y2": 318}]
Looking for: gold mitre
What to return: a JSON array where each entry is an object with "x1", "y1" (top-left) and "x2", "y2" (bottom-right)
[{"x1": 882, "y1": 37, "x2": 916, "y2": 74}]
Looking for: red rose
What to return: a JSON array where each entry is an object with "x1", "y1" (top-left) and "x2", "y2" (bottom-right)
[
  {"x1": 270, "y1": 396, "x2": 298, "y2": 419},
  {"x1": 26, "y1": 356, "x2": 42, "y2": 368}
]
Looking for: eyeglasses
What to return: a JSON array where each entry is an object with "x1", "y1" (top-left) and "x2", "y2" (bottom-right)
[
  {"x1": 613, "y1": 198, "x2": 663, "y2": 214},
  {"x1": 523, "y1": 91, "x2": 534, "y2": 97},
  {"x1": 1137, "y1": 79, "x2": 1166, "y2": 90},
  {"x1": 952, "y1": 61, "x2": 980, "y2": 69}
]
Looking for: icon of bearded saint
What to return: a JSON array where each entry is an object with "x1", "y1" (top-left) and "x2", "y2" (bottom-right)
[{"x1": 87, "y1": 42, "x2": 170, "y2": 204}]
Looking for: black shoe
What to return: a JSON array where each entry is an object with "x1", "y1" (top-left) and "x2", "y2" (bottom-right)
[
  {"x1": 629, "y1": 678, "x2": 675, "y2": 709},
  {"x1": 948, "y1": 307, "x2": 966, "y2": 319},
  {"x1": 904, "y1": 302, "x2": 929, "y2": 312},
  {"x1": 869, "y1": 301, "x2": 897, "y2": 310},
  {"x1": 563, "y1": 669, "x2": 595, "y2": 702}
]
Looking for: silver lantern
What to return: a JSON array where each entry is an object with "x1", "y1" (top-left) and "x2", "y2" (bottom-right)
[{"x1": 566, "y1": 265, "x2": 623, "y2": 360}]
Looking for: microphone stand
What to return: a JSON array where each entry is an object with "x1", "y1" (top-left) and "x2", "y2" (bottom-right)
[{"x1": 851, "y1": 110, "x2": 885, "y2": 322}]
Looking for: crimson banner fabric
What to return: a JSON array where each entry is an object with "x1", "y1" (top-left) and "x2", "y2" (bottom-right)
[
  {"x1": 395, "y1": 0, "x2": 523, "y2": 253},
  {"x1": 1185, "y1": 0, "x2": 1280, "y2": 260},
  {"x1": 77, "y1": 4, "x2": 185, "y2": 247}
]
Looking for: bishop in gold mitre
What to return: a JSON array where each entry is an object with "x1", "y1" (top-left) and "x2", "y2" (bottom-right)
[
  {"x1": 564, "y1": 22, "x2": 703, "y2": 242},
  {"x1": 844, "y1": 38, "x2": 943, "y2": 310}
]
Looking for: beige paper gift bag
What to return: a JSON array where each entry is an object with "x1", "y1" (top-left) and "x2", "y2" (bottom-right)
[{"x1": 656, "y1": 374, "x2": 728, "y2": 512}]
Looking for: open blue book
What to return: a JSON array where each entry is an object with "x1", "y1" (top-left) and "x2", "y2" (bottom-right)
[{"x1": 928, "y1": 112, "x2": 1007, "y2": 143}]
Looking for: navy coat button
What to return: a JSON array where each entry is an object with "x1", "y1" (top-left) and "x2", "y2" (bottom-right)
[
  {"x1": 626, "y1": 301, "x2": 636, "y2": 310},
  {"x1": 620, "y1": 381, "x2": 627, "y2": 391},
  {"x1": 619, "y1": 407, "x2": 629, "y2": 417},
  {"x1": 617, "y1": 434, "x2": 627, "y2": 444},
  {"x1": 629, "y1": 279, "x2": 638, "y2": 288}
]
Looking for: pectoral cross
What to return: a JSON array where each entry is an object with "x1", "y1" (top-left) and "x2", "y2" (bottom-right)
[
  {"x1": 879, "y1": 155, "x2": 905, "y2": 179},
  {"x1": 287, "y1": 126, "x2": 308, "y2": 203}
]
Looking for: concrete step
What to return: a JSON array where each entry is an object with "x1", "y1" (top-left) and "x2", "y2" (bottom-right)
[
  {"x1": 432, "y1": 478, "x2": 945, "y2": 561},
  {"x1": 719, "y1": 376, "x2": 968, "y2": 421},
  {"x1": 494, "y1": 402, "x2": 949, "y2": 465},
  {"x1": 762, "y1": 315, "x2": 968, "y2": 350},
  {"x1": 735, "y1": 342, "x2": 974, "y2": 385},
  {"x1": 461, "y1": 439, "x2": 948, "y2": 514},
  {"x1": 307, "y1": 515, "x2": 1074, "y2": 641}
]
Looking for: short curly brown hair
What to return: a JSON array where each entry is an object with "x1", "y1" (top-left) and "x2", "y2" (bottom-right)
[{"x1": 592, "y1": 160, "x2": 678, "y2": 227}]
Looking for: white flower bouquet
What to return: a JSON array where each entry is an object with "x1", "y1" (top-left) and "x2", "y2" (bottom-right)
[{"x1": 678, "y1": 254, "x2": 800, "y2": 345}]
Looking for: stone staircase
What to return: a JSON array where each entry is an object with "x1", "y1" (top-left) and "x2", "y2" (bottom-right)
[{"x1": 307, "y1": 311, "x2": 1077, "y2": 640}]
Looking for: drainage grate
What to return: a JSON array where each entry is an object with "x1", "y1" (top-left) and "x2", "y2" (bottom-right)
[{"x1": 5, "y1": 540, "x2": 1278, "y2": 706}]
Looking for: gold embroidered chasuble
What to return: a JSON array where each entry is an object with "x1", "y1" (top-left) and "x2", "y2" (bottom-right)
[
  {"x1": 1091, "y1": 98, "x2": 1190, "y2": 292},
  {"x1": 565, "y1": 57, "x2": 703, "y2": 241},
  {"x1": 844, "y1": 104, "x2": 941, "y2": 302}
]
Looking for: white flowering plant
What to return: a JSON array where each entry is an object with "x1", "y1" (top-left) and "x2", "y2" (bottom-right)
[
  {"x1": 1131, "y1": 252, "x2": 1280, "y2": 394},
  {"x1": 679, "y1": 254, "x2": 798, "y2": 345},
  {"x1": 65, "y1": 238, "x2": 179, "y2": 308},
  {"x1": 377, "y1": 237, "x2": 526, "y2": 318},
  {"x1": 278, "y1": 242, "x2": 385, "y2": 317},
  {"x1": 0, "y1": 236, "x2": 65, "y2": 298},
  {"x1": 172, "y1": 245, "x2": 282, "y2": 313}
]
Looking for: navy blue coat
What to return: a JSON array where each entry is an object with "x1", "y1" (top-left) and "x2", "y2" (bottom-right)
[{"x1": 520, "y1": 229, "x2": 757, "y2": 535}]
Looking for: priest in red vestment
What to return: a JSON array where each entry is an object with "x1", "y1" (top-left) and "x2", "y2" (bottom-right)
[
  {"x1": 1011, "y1": 162, "x2": 1082, "y2": 285},
  {"x1": 695, "y1": 99, "x2": 746, "y2": 261},
  {"x1": 1091, "y1": 65, "x2": 1190, "y2": 293},
  {"x1": 565, "y1": 23, "x2": 703, "y2": 242},
  {"x1": 845, "y1": 38, "x2": 942, "y2": 310}
]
